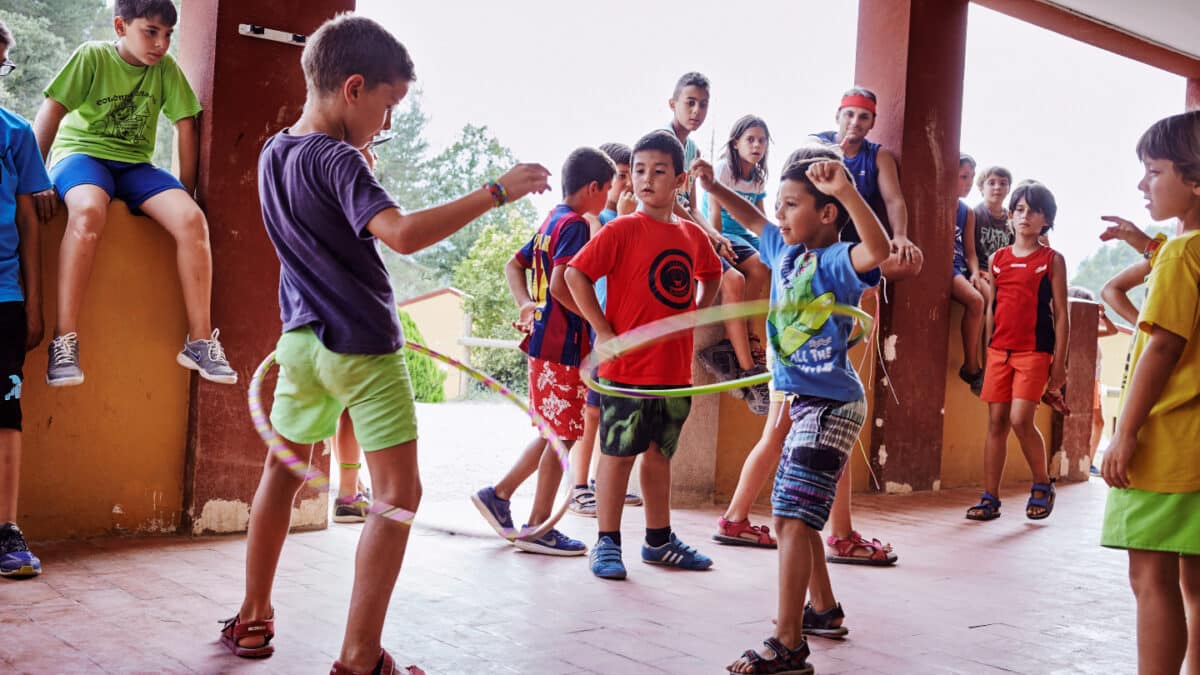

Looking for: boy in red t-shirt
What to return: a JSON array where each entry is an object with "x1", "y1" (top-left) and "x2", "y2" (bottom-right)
[
  {"x1": 968, "y1": 181, "x2": 1069, "y2": 523},
  {"x1": 567, "y1": 130, "x2": 723, "y2": 580}
]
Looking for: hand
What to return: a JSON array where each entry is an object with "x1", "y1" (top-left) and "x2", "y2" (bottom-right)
[
  {"x1": 891, "y1": 235, "x2": 919, "y2": 265},
  {"x1": 1099, "y1": 216, "x2": 1151, "y2": 252},
  {"x1": 512, "y1": 301, "x2": 536, "y2": 334},
  {"x1": 690, "y1": 158, "x2": 715, "y2": 191},
  {"x1": 582, "y1": 212, "x2": 602, "y2": 233},
  {"x1": 616, "y1": 190, "x2": 637, "y2": 216},
  {"x1": 710, "y1": 232, "x2": 735, "y2": 262},
  {"x1": 496, "y1": 163, "x2": 553, "y2": 202},
  {"x1": 25, "y1": 311, "x2": 44, "y2": 351},
  {"x1": 593, "y1": 329, "x2": 619, "y2": 360},
  {"x1": 1101, "y1": 432, "x2": 1136, "y2": 489},
  {"x1": 1046, "y1": 365, "x2": 1067, "y2": 393},
  {"x1": 33, "y1": 189, "x2": 59, "y2": 223},
  {"x1": 806, "y1": 160, "x2": 853, "y2": 198}
]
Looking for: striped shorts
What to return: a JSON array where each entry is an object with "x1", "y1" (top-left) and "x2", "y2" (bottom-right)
[{"x1": 771, "y1": 395, "x2": 867, "y2": 529}]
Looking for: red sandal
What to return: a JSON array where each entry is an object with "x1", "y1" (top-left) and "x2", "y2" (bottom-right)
[
  {"x1": 219, "y1": 612, "x2": 275, "y2": 658},
  {"x1": 331, "y1": 649, "x2": 424, "y2": 675},
  {"x1": 825, "y1": 530, "x2": 897, "y2": 566},
  {"x1": 713, "y1": 517, "x2": 777, "y2": 548}
]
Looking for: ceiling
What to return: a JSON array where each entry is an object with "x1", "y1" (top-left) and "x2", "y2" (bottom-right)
[{"x1": 1047, "y1": 0, "x2": 1200, "y2": 60}]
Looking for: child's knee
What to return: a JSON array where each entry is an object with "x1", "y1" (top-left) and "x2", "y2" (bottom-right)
[
  {"x1": 722, "y1": 267, "x2": 745, "y2": 297},
  {"x1": 1129, "y1": 551, "x2": 1180, "y2": 596},
  {"x1": 966, "y1": 289, "x2": 985, "y2": 315},
  {"x1": 66, "y1": 203, "x2": 108, "y2": 241},
  {"x1": 174, "y1": 207, "x2": 211, "y2": 247}
]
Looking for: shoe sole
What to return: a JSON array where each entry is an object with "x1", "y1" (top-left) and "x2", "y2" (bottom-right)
[
  {"x1": 512, "y1": 539, "x2": 587, "y2": 556},
  {"x1": 624, "y1": 497, "x2": 643, "y2": 506},
  {"x1": 0, "y1": 565, "x2": 41, "y2": 577},
  {"x1": 470, "y1": 493, "x2": 514, "y2": 539},
  {"x1": 176, "y1": 353, "x2": 238, "y2": 384},
  {"x1": 568, "y1": 507, "x2": 598, "y2": 518},
  {"x1": 46, "y1": 374, "x2": 84, "y2": 387},
  {"x1": 642, "y1": 558, "x2": 713, "y2": 570},
  {"x1": 712, "y1": 533, "x2": 777, "y2": 549},
  {"x1": 590, "y1": 564, "x2": 627, "y2": 580},
  {"x1": 332, "y1": 514, "x2": 367, "y2": 524}
]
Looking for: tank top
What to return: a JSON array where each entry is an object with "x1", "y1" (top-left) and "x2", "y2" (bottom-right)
[
  {"x1": 990, "y1": 245, "x2": 1057, "y2": 354},
  {"x1": 953, "y1": 200, "x2": 968, "y2": 264},
  {"x1": 812, "y1": 130, "x2": 882, "y2": 244},
  {"x1": 973, "y1": 202, "x2": 1014, "y2": 265}
]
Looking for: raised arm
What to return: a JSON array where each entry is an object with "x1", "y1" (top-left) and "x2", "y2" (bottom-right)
[
  {"x1": 1100, "y1": 260, "x2": 1150, "y2": 326},
  {"x1": 692, "y1": 159, "x2": 768, "y2": 236}
]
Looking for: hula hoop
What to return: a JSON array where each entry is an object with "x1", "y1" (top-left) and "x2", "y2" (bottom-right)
[{"x1": 580, "y1": 298, "x2": 873, "y2": 399}]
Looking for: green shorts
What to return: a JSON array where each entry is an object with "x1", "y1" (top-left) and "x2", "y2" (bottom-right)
[
  {"x1": 269, "y1": 327, "x2": 418, "y2": 452},
  {"x1": 1101, "y1": 487, "x2": 1200, "y2": 555},
  {"x1": 598, "y1": 379, "x2": 691, "y2": 459}
]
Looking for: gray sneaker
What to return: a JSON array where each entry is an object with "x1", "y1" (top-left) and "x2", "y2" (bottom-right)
[
  {"x1": 740, "y1": 364, "x2": 771, "y2": 416},
  {"x1": 698, "y1": 339, "x2": 739, "y2": 382},
  {"x1": 46, "y1": 333, "x2": 84, "y2": 387},
  {"x1": 177, "y1": 329, "x2": 237, "y2": 384}
]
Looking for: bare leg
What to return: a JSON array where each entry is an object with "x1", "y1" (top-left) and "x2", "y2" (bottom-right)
[
  {"x1": 737, "y1": 255, "x2": 771, "y2": 349},
  {"x1": 595, "y1": 453, "x2": 634, "y2": 534},
  {"x1": 1010, "y1": 399, "x2": 1050, "y2": 485},
  {"x1": 494, "y1": 436, "x2": 547, "y2": 500},
  {"x1": 137, "y1": 189, "x2": 214, "y2": 338},
  {"x1": 728, "y1": 517, "x2": 811, "y2": 674},
  {"x1": 806, "y1": 525, "x2": 838, "y2": 613},
  {"x1": 1088, "y1": 406, "x2": 1105, "y2": 468},
  {"x1": 333, "y1": 410, "x2": 362, "y2": 498},
  {"x1": 720, "y1": 267, "x2": 755, "y2": 371},
  {"x1": 982, "y1": 402, "x2": 1012, "y2": 498},
  {"x1": 638, "y1": 445, "x2": 671, "y2": 531},
  {"x1": 0, "y1": 430, "x2": 20, "y2": 523},
  {"x1": 950, "y1": 275, "x2": 984, "y2": 373},
  {"x1": 1128, "y1": 549, "x2": 1188, "y2": 675},
  {"x1": 55, "y1": 185, "x2": 111, "y2": 336},
  {"x1": 1180, "y1": 555, "x2": 1200, "y2": 675},
  {"x1": 527, "y1": 439, "x2": 573, "y2": 525},
  {"x1": 572, "y1": 404, "x2": 600, "y2": 487},
  {"x1": 722, "y1": 400, "x2": 790, "y2": 522},
  {"x1": 828, "y1": 465, "x2": 854, "y2": 539}
]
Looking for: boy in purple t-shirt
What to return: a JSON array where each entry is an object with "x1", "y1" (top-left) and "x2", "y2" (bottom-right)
[
  {"x1": 472, "y1": 147, "x2": 614, "y2": 556},
  {"x1": 219, "y1": 16, "x2": 550, "y2": 674}
]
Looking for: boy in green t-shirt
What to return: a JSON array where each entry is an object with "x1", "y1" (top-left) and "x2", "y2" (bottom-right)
[{"x1": 31, "y1": 0, "x2": 235, "y2": 387}]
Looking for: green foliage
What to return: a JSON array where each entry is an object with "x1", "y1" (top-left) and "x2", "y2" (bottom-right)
[
  {"x1": 398, "y1": 310, "x2": 446, "y2": 403},
  {"x1": 451, "y1": 211, "x2": 535, "y2": 395},
  {"x1": 1069, "y1": 225, "x2": 1172, "y2": 325},
  {"x1": 0, "y1": 12, "x2": 68, "y2": 120}
]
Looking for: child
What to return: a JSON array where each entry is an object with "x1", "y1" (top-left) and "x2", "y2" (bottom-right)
[
  {"x1": 566, "y1": 130, "x2": 722, "y2": 580},
  {"x1": 953, "y1": 154, "x2": 986, "y2": 393},
  {"x1": 221, "y1": 15, "x2": 550, "y2": 673},
  {"x1": 32, "y1": 0, "x2": 236, "y2": 386},
  {"x1": 966, "y1": 181, "x2": 1069, "y2": 522},
  {"x1": 972, "y1": 165, "x2": 1014, "y2": 273},
  {"x1": 694, "y1": 146, "x2": 891, "y2": 673},
  {"x1": 1099, "y1": 110, "x2": 1200, "y2": 675},
  {"x1": 472, "y1": 146, "x2": 615, "y2": 555},
  {"x1": 0, "y1": 20, "x2": 53, "y2": 579}
]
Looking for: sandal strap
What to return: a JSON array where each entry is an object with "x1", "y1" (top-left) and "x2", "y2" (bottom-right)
[
  {"x1": 219, "y1": 614, "x2": 275, "y2": 645},
  {"x1": 763, "y1": 636, "x2": 809, "y2": 665},
  {"x1": 804, "y1": 601, "x2": 845, "y2": 628}
]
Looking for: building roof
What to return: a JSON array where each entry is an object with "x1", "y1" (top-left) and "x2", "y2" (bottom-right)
[{"x1": 396, "y1": 287, "x2": 469, "y2": 307}]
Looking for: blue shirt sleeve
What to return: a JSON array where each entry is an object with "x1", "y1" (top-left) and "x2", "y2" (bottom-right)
[
  {"x1": 516, "y1": 233, "x2": 536, "y2": 267},
  {"x1": 823, "y1": 242, "x2": 881, "y2": 302},
  {"x1": 14, "y1": 126, "x2": 51, "y2": 195},
  {"x1": 551, "y1": 218, "x2": 589, "y2": 263},
  {"x1": 758, "y1": 221, "x2": 783, "y2": 269}
]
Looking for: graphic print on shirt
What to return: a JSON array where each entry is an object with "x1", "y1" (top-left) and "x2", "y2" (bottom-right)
[
  {"x1": 769, "y1": 249, "x2": 837, "y2": 371},
  {"x1": 89, "y1": 77, "x2": 153, "y2": 145},
  {"x1": 648, "y1": 249, "x2": 695, "y2": 310}
]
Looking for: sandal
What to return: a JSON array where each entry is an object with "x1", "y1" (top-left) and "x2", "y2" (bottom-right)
[
  {"x1": 966, "y1": 492, "x2": 1001, "y2": 521},
  {"x1": 825, "y1": 530, "x2": 897, "y2": 565},
  {"x1": 713, "y1": 517, "x2": 777, "y2": 548},
  {"x1": 219, "y1": 612, "x2": 275, "y2": 659},
  {"x1": 803, "y1": 601, "x2": 848, "y2": 639},
  {"x1": 1026, "y1": 479, "x2": 1056, "y2": 520},
  {"x1": 726, "y1": 636, "x2": 813, "y2": 674},
  {"x1": 331, "y1": 649, "x2": 424, "y2": 675}
]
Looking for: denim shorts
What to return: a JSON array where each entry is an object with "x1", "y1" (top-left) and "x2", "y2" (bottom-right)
[{"x1": 50, "y1": 154, "x2": 185, "y2": 210}]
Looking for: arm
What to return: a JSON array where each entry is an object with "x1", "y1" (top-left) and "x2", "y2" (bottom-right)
[
  {"x1": 549, "y1": 266, "x2": 582, "y2": 316},
  {"x1": 1100, "y1": 260, "x2": 1150, "y2": 326},
  {"x1": 805, "y1": 161, "x2": 889, "y2": 273},
  {"x1": 32, "y1": 98, "x2": 68, "y2": 162},
  {"x1": 1102, "y1": 325, "x2": 1187, "y2": 488},
  {"x1": 175, "y1": 116, "x2": 200, "y2": 195},
  {"x1": 695, "y1": 276, "x2": 720, "y2": 309},
  {"x1": 1046, "y1": 252, "x2": 1070, "y2": 391},
  {"x1": 582, "y1": 212, "x2": 603, "y2": 237},
  {"x1": 566, "y1": 267, "x2": 614, "y2": 345},
  {"x1": 704, "y1": 190, "x2": 724, "y2": 233},
  {"x1": 692, "y1": 159, "x2": 768, "y2": 236},
  {"x1": 1099, "y1": 215, "x2": 1153, "y2": 255},
  {"x1": 1096, "y1": 306, "x2": 1118, "y2": 338},
  {"x1": 503, "y1": 254, "x2": 536, "y2": 334},
  {"x1": 876, "y1": 149, "x2": 913, "y2": 255},
  {"x1": 16, "y1": 195, "x2": 43, "y2": 350},
  {"x1": 964, "y1": 208, "x2": 980, "y2": 277}
]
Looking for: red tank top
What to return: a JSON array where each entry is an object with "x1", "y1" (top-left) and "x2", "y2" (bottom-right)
[{"x1": 990, "y1": 245, "x2": 1057, "y2": 353}]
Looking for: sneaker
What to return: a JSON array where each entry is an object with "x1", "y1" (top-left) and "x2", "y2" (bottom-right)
[
  {"x1": 177, "y1": 329, "x2": 238, "y2": 384},
  {"x1": 46, "y1": 333, "x2": 84, "y2": 387},
  {"x1": 0, "y1": 523, "x2": 41, "y2": 578},
  {"x1": 739, "y1": 364, "x2": 771, "y2": 416},
  {"x1": 568, "y1": 486, "x2": 597, "y2": 517},
  {"x1": 590, "y1": 479, "x2": 642, "y2": 507},
  {"x1": 470, "y1": 486, "x2": 514, "y2": 538},
  {"x1": 513, "y1": 527, "x2": 587, "y2": 556},
  {"x1": 698, "y1": 339, "x2": 739, "y2": 382},
  {"x1": 1089, "y1": 465, "x2": 1102, "y2": 477},
  {"x1": 333, "y1": 492, "x2": 371, "y2": 523},
  {"x1": 590, "y1": 536, "x2": 626, "y2": 579},
  {"x1": 642, "y1": 533, "x2": 713, "y2": 570}
]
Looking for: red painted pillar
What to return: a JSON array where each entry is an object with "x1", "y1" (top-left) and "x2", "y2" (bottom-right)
[
  {"x1": 855, "y1": 0, "x2": 969, "y2": 491},
  {"x1": 1188, "y1": 78, "x2": 1200, "y2": 111},
  {"x1": 177, "y1": 1, "x2": 354, "y2": 533},
  {"x1": 1053, "y1": 301, "x2": 1099, "y2": 482}
]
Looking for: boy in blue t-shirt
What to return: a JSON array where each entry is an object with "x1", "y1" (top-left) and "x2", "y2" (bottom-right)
[
  {"x1": 695, "y1": 147, "x2": 890, "y2": 673},
  {"x1": 0, "y1": 22, "x2": 53, "y2": 579}
]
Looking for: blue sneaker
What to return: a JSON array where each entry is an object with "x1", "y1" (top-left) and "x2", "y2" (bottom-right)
[
  {"x1": 177, "y1": 329, "x2": 237, "y2": 384},
  {"x1": 590, "y1": 536, "x2": 627, "y2": 580},
  {"x1": 642, "y1": 533, "x2": 713, "y2": 570},
  {"x1": 0, "y1": 523, "x2": 41, "y2": 578},
  {"x1": 471, "y1": 486, "x2": 514, "y2": 537},
  {"x1": 513, "y1": 526, "x2": 587, "y2": 556}
]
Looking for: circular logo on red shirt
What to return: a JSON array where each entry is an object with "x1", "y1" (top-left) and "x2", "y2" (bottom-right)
[{"x1": 648, "y1": 249, "x2": 694, "y2": 310}]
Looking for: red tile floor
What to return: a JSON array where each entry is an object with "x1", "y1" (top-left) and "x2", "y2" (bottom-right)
[{"x1": 1, "y1": 403, "x2": 1134, "y2": 674}]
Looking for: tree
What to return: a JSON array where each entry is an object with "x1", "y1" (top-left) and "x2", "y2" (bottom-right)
[
  {"x1": 398, "y1": 310, "x2": 446, "y2": 403},
  {"x1": 373, "y1": 92, "x2": 431, "y2": 210},
  {"x1": 0, "y1": 13, "x2": 68, "y2": 121},
  {"x1": 1069, "y1": 225, "x2": 1171, "y2": 325}
]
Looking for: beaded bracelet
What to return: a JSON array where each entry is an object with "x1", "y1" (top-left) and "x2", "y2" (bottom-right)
[{"x1": 483, "y1": 181, "x2": 508, "y2": 207}]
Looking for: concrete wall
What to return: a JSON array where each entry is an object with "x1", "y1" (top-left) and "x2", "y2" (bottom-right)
[{"x1": 399, "y1": 290, "x2": 468, "y2": 400}]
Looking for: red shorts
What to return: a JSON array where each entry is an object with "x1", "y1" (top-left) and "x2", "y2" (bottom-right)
[
  {"x1": 980, "y1": 348, "x2": 1052, "y2": 403},
  {"x1": 528, "y1": 357, "x2": 587, "y2": 441}
]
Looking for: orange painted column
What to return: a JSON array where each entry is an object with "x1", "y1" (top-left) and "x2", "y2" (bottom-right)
[
  {"x1": 177, "y1": 1, "x2": 354, "y2": 534},
  {"x1": 854, "y1": 0, "x2": 969, "y2": 491}
]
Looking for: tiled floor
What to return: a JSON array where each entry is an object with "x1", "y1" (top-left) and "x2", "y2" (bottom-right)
[{"x1": 1, "y1": 403, "x2": 1136, "y2": 674}]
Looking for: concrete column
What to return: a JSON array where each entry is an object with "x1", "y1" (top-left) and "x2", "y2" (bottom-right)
[
  {"x1": 177, "y1": 1, "x2": 354, "y2": 534},
  {"x1": 854, "y1": 0, "x2": 969, "y2": 491},
  {"x1": 1050, "y1": 301, "x2": 1099, "y2": 482}
]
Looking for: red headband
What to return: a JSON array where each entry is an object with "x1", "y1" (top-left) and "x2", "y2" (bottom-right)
[{"x1": 839, "y1": 95, "x2": 876, "y2": 114}]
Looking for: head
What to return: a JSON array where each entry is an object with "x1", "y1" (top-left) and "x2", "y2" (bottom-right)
[
  {"x1": 1008, "y1": 181, "x2": 1056, "y2": 236},
  {"x1": 1135, "y1": 111, "x2": 1200, "y2": 222},
  {"x1": 669, "y1": 72, "x2": 710, "y2": 133},
  {"x1": 631, "y1": 130, "x2": 687, "y2": 211},
  {"x1": 0, "y1": 20, "x2": 13, "y2": 70},
  {"x1": 599, "y1": 142, "x2": 632, "y2": 206},
  {"x1": 302, "y1": 14, "x2": 416, "y2": 150},
  {"x1": 957, "y1": 154, "x2": 976, "y2": 199},
  {"x1": 113, "y1": 0, "x2": 178, "y2": 66},
  {"x1": 976, "y1": 165, "x2": 1012, "y2": 205},
  {"x1": 723, "y1": 115, "x2": 770, "y2": 183},
  {"x1": 1067, "y1": 286, "x2": 1096, "y2": 302},
  {"x1": 561, "y1": 147, "x2": 616, "y2": 215},
  {"x1": 835, "y1": 86, "x2": 877, "y2": 143},
  {"x1": 775, "y1": 146, "x2": 851, "y2": 246}
]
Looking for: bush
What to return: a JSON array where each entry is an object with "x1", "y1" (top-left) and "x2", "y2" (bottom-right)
[{"x1": 399, "y1": 310, "x2": 446, "y2": 403}]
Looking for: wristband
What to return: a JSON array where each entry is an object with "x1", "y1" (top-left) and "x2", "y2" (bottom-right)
[
  {"x1": 483, "y1": 181, "x2": 508, "y2": 207},
  {"x1": 1142, "y1": 232, "x2": 1167, "y2": 260}
]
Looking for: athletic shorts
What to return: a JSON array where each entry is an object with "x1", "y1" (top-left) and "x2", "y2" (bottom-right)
[
  {"x1": 528, "y1": 356, "x2": 587, "y2": 441},
  {"x1": 598, "y1": 380, "x2": 691, "y2": 458},
  {"x1": 270, "y1": 327, "x2": 417, "y2": 452},
  {"x1": 585, "y1": 366, "x2": 602, "y2": 408},
  {"x1": 1102, "y1": 488, "x2": 1200, "y2": 555},
  {"x1": 772, "y1": 395, "x2": 866, "y2": 530},
  {"x1": 50, "y1": 154, "x2": 185, "y2": 212},
  {"x1": 0, "y1": 302, "x2": 26, "y2": 432},
  {"x1": 980, "y1": 347, "x2": 1052, "y2": 404},
  {"x1": 952, "y1": 254, "x2": 968, "y2": 278}
]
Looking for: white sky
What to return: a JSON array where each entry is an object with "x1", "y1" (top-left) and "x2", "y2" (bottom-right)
[{"x1": 359, "y1": 0, "x2": 1185, "y2": 276}]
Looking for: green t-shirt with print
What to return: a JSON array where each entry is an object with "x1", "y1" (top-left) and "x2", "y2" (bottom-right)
[{"x1": 44, "y1": 41, "x2": 201, "y2": 167}]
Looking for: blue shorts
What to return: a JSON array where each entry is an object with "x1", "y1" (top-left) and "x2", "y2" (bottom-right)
[
  {"x1": 50, "y1": 154, "x2": 185, "y2": 212},
  {"x1": 952, "y1": 254, "x2": 968, "y2": 279},
  {"x1": 772, "y1": 395, "x2": 866, "y2": 529}
]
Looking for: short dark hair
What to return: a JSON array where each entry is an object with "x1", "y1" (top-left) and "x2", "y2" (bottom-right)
[
  {"x1": 598, "y1": 142, "x2": 631, "y2": 168},
  {"x1": 672, "y1": 71, "x2": 710, "y2": 99},
  {"x1": 633, "y1": 130, "x2": 686, "y2": 176},
  {"x1": 1009, "y1": 180, "x2": 1057, "y2": 231},
  {"x1": 114, "y1": 0, "x2": 178, "y2": 26},
  {"x1": 1136, "y1": 110, "x2": 1200, "y2": 185},
  {"x1": 959, "y1": 153, "x2": 976, "y2": 170},
  {"x1": 302, "y1": 14, "x2": 416, "y2": 95},
  {"x1": 0, "y1": 20, "x2": 13, "y2": 49},
  {"x1": 562, "y1": 147, "x2": 616, "y2": 196},
  {"x1": 781, "y1": 145, "x2": 851, "y2": 231}
]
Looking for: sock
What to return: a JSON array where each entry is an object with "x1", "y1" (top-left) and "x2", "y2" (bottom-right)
[
  {"x1": 645, "y1": 526, "x2": 671, "y2": 548},
  {"x1": 599, "y1": 530, "x2": 621, "y2": 546}
]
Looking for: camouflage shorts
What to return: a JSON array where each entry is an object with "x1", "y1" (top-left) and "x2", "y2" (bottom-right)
[{"x1": 598, "y1": 379, "x2": 692, "y2": 459}]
